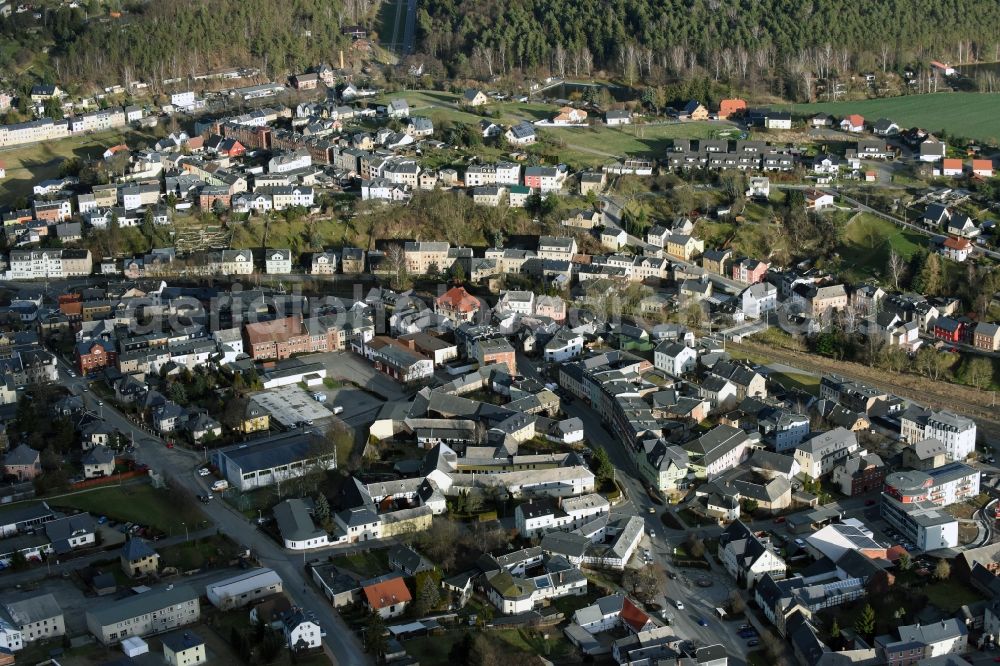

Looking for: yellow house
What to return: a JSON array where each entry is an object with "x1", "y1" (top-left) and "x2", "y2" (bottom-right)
[
  {"x1": 239, "y1": 401, "x2": 270, "y2": 434},
  {"x1": 162, "y1": 631, "x2": 207, "y2": 666},
  {"x1": 120, "y1": 538, "x2": 159, "y2": 577},
  {"x1": 666, "y1": 234, "x2": 705, "y2": 261}
]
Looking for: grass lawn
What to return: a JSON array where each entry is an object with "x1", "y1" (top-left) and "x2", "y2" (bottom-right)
[
  {"x1": 492, "y1": 627, "x2": 577, "y2": 662},
  {"x1": 404, "y1": 632, "x2": 464, "y2": 663},
  {"x1": 329, "y1": 549, "x2": 390, "y2": 578},
  {"x1": 547, "y1": 121, "x2": 724, "y2": 161},
  {"x1": 0, "y1": 126, "x2": 160, "y2": 201},
  {"x1": 769, "y1": 370, "x2": 821, "y2": 396},
  {"x1": 836, "y1": 213, "x2": 927, "y2": 282},
  {"x1": 159, "y1": 534, "x2": 240, "y2": 571},
  {"x1": 228, "y1": 215, "x2": 350, "y2": 254},
  {"x1": 788, "y1": 93, "x2": 1000, "y2": 143},
  {"x1": 48, "y1": 482, "x2": 206, "y2": 536},
  {"x1": 922, "y1": 578, "x2": 984, "y2": 613}
]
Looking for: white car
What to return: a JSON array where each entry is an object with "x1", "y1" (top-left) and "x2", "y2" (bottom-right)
[
  {"x1": 198, "y1": 468, "x2": 210, "y2": 476},
  {"x1": 674, "y1": 600, "x2": 684, "y2": 610}
]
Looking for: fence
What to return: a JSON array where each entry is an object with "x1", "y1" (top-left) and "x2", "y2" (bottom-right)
[{"x1": 70, "y1": 467, "x2": 149, "y2": 491}]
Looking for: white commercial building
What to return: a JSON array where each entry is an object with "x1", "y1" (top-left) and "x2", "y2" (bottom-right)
[{"x1": 206, "y1": 569, "x2": 284, "y2": 610}]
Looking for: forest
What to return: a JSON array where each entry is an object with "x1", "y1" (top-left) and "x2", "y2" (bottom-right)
[
  {"x1": 417, "y1": 0, "x2": 1000, "y2": 93},
  {"x1": 0, "y1": 0, "x2": 349, "y2": 90}
]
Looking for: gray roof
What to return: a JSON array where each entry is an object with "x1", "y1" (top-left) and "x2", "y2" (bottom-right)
[
  {"x1": 217, "y1": 431, "x2": 327, "y2": 474},
  {"x1": 83, "y1": 446, "x2": 116, "y2": 466},
  {"x1": 897, "y1": 618, "x2": 967, "y2": 645},
  {"x1": 274, "y1": 498, "x2": 325, "y2": 542},
  {"x1": 4, "y1": 593, "x2": 63, "y2": 625},
  {"x1": 161, "y1": 631, "x2": 205, "y2": 652},
  {"x1": 4, "y1": 444, "x2": 39, "y2": 466},
  {"x1": 120, "y1": 537, "x2": 157, "y2": 561},
  {"x1": 86, "y1": 584, "x2": 199, "y2": 626}
]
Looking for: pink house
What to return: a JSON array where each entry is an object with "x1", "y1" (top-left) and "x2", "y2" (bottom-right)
[
  {"x1": 534, "y1": 295, "x2": 567, "y2": 323},
  {"x1": 3, "y1": 444, "x2": 41, "y2": 480},
  {"x1": 732, "y1": 258, "x2": 769, "y2": 284}
]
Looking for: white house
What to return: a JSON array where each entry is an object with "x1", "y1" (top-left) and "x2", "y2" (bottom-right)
[
  {"x1": 543, "y1": 328, "x2": 584, "y2": 363},
  {"x1": 654, "y1": 342, "x2": 697, "y2": 377},
  {"x1": 740, "y1": 282, "x2": 777, "y2": 319},
  {"x1": 283, "y1": 611, "x2": 322, "y2": 650},
  {"x1": 265, "y1": 249, "x2": 293, "y2": 275},
  {"x1": 718, "y1": 520, "x2": 787, "y2": 589}
]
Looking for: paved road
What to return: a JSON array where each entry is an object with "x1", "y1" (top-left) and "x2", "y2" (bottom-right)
[
  {"x1": 52, "y1": 356, "x2": 371, "y2": 666},
  {"x1": 600, "y1": 194, "x2": 745, "y2": 295}
]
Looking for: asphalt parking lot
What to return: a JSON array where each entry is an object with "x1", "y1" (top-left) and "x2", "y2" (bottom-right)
[
  {"x1": 313, "y1": 386, "x2": 385, "y2": 428},
  {"x1": 250, "y1": 385, "x2": 333, "y2": 428}
]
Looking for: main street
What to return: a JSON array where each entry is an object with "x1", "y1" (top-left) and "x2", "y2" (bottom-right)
[{"x1": 52, "y1": 356, "x2": 370, "y2": 666}]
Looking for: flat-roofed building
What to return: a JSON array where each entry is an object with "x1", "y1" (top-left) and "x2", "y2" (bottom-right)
[
  {"x1": 206, "y1": 568, "x2": 284, "y2": 610},
  {"x1": 211, "y1": 431, "x2": 336, "y2": 491}
]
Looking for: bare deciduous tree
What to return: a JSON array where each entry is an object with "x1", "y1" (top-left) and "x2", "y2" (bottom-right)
[{"x1": 887, "y1": 250, "x2": 907, "y2": 291}]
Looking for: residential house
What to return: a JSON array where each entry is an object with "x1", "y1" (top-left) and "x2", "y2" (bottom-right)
[
  {"x1": 654, "y1": 342, "x2": 697, "y2": 377},
  {"x1": 82, "y1": 446, "x2": 116, "y2": 478},
  {"x1": 840, "y1": 115, "x2": 865, "y2": 132},
  {"x1": 362, "y1": 576, "x2": 412, "y2": 619},
  {"x1": 718, "y1": 520, "x2": 786, "y2": 588},
  {"x1": 120, "y1": 538, "x2": 159, "y2": 577},
  {"x1": 85, "y1": 583, "x2": 200, "y2": 644},
  {"x1": 462, "y1": 89, "x2": 489, "y2": 107},
  {"x1": 435, "y1": 287, "x2": 480, "y2": 325},
  {"x1": 283, "y1": 610, "x2": 322, "y2": 650},
  {"x1": 265, "y1": 249, "x2": 293, "y2": 275},
  {"x1": 940, "y1": 237, "x2": 972, "y2": 262},
  {"x1": 162, "y1": 631, "x2": 206, "y2": 666},
  {"x1": 794, "y1": 428, "x2": 860, "y2": 479},
  {"x1": 3, "y1": 444, "x2": 41, "y2": 480},
  {"x1": 973, "y1": 322, "x2": 1000, "y2": 351}
]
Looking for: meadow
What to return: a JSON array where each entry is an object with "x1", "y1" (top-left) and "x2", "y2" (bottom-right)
[{"x1": 789, "y1": 93, "x2": 1000, "y2": 143}]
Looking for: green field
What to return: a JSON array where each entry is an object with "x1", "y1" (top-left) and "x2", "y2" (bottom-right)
[
  {"x1": 383, "y1": 89, "x2": 732, "y2": 165},
  {"x1": 0, "y1": 127, "x2": 160, "y2": 202},
  {"x1": 789, "y1": 93, "x2": 1000, "y2": 142},
  {"x1": 769, "y1": 370, "x2": 821, "y2": 396},
  {"x1": 836, "y1": 213, "x2": 928, "y2": 281},
  {"x1": 47, "y1": 483, "x2": 206, "y2": 536},
  {"x1": 549, "y1": 121, "x2": 727, "y2": 163}
]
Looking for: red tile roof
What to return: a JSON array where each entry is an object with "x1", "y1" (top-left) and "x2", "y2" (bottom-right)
[
  {"x1": 843, "y1": 114, "x2": 864, "y2": 127},
  {"x1": 943, "y1": 236, "x2": 971, "y2": 250},
  {"x1": 245, "y1": 315, "x2": 303, "y2": 345},
  {"x1": 436, "y1": 286, "x2": 479, "y2": 313},
  {"x1": 972, "y1": 159, "x2": 993, "y2": 171},
  {"x1": 942, "y1": 158, "x2": 963, "y2": 170},
  {"x1": 620, "y1": 597, "x2": 652, "y2": 633},
  {"x1": 363, "y1": 576, "x2": 412, "y2": 610}
]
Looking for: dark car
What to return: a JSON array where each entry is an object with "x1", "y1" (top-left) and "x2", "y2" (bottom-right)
[{"x1": 747, "y1": 639, "x2": 760, "y2": 647}]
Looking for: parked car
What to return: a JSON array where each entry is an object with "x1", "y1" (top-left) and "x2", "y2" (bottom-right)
[
  {"x1": 198, "y1": 468, "x2": 210, "y2": 476},
  {"x1": 747, "y1": 639, "x2": 760, "y2": 647},
  {"x1": 674, "y1": 600, "x2": 684, "y2": 610},
  {"x1": 697, "y1": 617, "x2": 708, "y2": 627}
]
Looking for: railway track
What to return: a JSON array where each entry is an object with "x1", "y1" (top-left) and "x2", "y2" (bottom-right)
[{"x1": 731, "y1": 341, "x2": 1000, "y2": 441}]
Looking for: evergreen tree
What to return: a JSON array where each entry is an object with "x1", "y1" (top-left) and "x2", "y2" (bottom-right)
[
  {"x1": 854, "y1": 603, "x2": 875, "y2": 638},
  {"x1": 314, "y1": 493, "x2": 331, "y2": 523}
]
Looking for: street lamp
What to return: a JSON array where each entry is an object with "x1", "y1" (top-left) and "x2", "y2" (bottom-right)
[{"x1": 182, "y1": 522, "x2": 188, "y2": 542}]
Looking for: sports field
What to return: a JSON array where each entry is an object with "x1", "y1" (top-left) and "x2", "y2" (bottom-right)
[{"x1": 789, "y1": 93, "x2": 1000, "y2": 142}]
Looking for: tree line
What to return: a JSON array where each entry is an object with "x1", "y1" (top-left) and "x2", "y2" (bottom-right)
[
  {"x1": 0, "y1": 0, "x2": 351, "y2": 89},
  {"x1": 416, "y1": 0, "x2": 1000, "y2": 99}
]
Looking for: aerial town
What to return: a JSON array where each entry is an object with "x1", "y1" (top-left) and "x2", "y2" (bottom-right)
[{"x1": 0, "y1": 2, "x2": 998, "y2": 666}]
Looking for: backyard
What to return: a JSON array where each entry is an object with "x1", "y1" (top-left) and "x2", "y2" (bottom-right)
[
  {"x1": 789, "y1": 92, "x2": 1000, "y2": 143},
  {"x1": 47, "y1": 481, "x2": 206, "y2": 536},
  {"x1": 329, "y1": 548, "x2": 391, "y2": 578}
]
